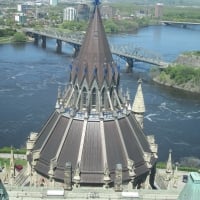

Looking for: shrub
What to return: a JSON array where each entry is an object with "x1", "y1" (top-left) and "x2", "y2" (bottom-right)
[
  {"x1": 12, "y1": 32, "x2": 27, "y2": 43},
  {"x1": 164, "y1": 65, "x2": 197, "y2": 85}
]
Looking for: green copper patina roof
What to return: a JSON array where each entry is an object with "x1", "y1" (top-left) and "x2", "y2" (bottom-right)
[
  {"x1": 0, "y1": 179, "x2": 9, "y2": 200},
  {"x1": 178, "y1": 172, "x2": 200, "y2": 200}
]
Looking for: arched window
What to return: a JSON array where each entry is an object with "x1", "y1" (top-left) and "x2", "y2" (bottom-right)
[
  {"x1": 82, "y1": 87, "x2": 87, "y2": 108},
  {"x1": 91, "y1": 88, "x2": 97, "y2": 109},
  {"x1": 74, "y1": 86, "x2": 78, "y2": 99},
  {"x1": 110, "y1": 88, "x2": 113, "y2": 101},
  {"x1": 101, "y1": 88, "x2": 106, "y2": 108},
  {"x1": 74, "y1": 85, "x2": 79, "y2": 107}
]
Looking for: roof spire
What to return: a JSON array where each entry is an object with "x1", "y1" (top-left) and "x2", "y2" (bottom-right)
[
  {"x1": 94, "y1": 0, "x2": 100, "y2": 5},
  {"x1": 71, "y1": 0, "x2": 119, "y2": 88},
  {"x1": 132, "y1": 79, "x2": 145, "y2": 113},
  {"x1": 166, "y1": 149, "x2": 173, "y2": 174}
]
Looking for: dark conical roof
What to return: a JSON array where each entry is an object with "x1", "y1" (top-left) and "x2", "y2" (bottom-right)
[
  {"x1": 71, "y1": 5, "x2": 119, "y2": 88},
  {"x1": 27, "y1": 3, "x2": 157, "y2": 188}
]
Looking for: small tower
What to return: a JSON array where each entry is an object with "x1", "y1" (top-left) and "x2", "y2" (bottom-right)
[
  {"x1": 132, "y1": 79, "x2": 145, "y2": 128},
  {"x1": 166, "y1": 149, "x2": 173, "y2": 174},
  {"x1": 9, "y1": 146, "x2": 15, "y2": 185},
  {"x1": 165, "y1": 149, "x2": 173, "y2": 183}
]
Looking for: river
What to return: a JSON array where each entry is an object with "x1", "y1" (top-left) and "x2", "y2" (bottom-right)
[{"x1": 0, "y1": 25, "x2": 200, "y2": 162}]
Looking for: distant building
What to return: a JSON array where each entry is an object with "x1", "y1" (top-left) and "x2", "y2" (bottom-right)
[
  {"x1": 15, "y1": 13, "x2": 26, "y2": 24},
  {"x1": 17, "y1": 4, "x2": 32, "y2": 14},
  {"x1": 155, "y1": 3, "x2": 163, "y2": 18},
  {"x1": 77, "y1": 4, "x2": 90, "y2": 21},
  {"x1": 100, "y1": 5, "x2": 115, "y2": 19},
  {"x1": 63, "y1": 7, "x2": 77, "y2": 21},
  {"x1": 49, "y1": 0, "x2": 58, "y2": 6}
]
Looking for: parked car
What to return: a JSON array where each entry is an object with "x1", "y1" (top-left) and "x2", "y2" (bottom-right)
[
  {"x1": 15, "y1": 164, "x2": 23, "y2": 172},
  {"x1": 182, "y1": 175, "x2": 188, "y2": 183}
]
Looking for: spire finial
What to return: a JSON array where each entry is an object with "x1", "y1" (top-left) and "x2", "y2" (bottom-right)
[{"x1": 94, "y1": 0, "x2": 100, "y2": 5}]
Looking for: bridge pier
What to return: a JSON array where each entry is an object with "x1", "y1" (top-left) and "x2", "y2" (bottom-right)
[
  {"x1": 34, "y1": 33, "x2": 39, "y2": 45},
  {"x1": 56, "y1": 39, "x2": 62, "y2": 53},
  {"x1": 41, "y1": 36, "x2": 46, "y2": 48},
  {"x1": 125, "y1": 58, "x2": 134, "y2": 73},
  {"x1": 73, "y1": 44, "x2": 81, "y2": 57}
]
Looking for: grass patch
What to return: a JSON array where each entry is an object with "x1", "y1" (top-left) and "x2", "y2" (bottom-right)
[
  {"x1": 0, "y1": 158, "x2": 27, "y2": 168},
  {"x1": 0, "y1": 146, "x2": 26, "y2": 154},
  {"x1": 0, "y1": 36, "x2": 12, "y2": 44},
  {"x1": 156, "y1": 162, "x2": 199, "y2": 172}
]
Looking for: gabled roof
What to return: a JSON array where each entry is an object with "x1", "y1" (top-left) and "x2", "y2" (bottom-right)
[
  {"x1": 0, "y1": 179, "x2": 9, "y2": 200},
  {"x1": 70, "y1": 5, "x2": 119, "y2": 88}
]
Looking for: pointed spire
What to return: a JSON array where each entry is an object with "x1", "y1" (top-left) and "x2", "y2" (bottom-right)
[
  {"x1": 71, "y1": 2, "x2": 119, "y2": 88},
  {"x1": 9, "y1": 146, "x2": 15, "y2": 184},
  {"x1": 166, "y1": 149, "x2": 173, "y2": 174},
  {"x1": 94, "y1": 0, "x2": 100, "y2": 5},
  {"x1": 132, "y1": 79, "x2": 145, "y2": 113},
  {"x1": 55, "y1": 86, "x2": 61, "y2": 109}
]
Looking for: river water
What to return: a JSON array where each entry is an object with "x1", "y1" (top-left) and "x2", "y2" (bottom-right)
[{"x1": 0, "y1": 25, "x2": 200, "y2": 162}]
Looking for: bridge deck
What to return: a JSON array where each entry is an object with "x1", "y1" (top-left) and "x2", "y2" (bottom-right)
[{"x1": 24, "y1": 28, "x2": 169, "y2": 68}]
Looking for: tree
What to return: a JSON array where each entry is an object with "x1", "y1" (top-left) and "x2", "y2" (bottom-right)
[{"x1": 12, "y1": 32, "x2": 27, "y2": 43}]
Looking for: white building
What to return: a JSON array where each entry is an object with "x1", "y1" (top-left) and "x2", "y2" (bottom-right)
[
  {"x1": 63, "y1": 7, "x2": 77, "y2": 21},
  {"x1": 155, "y1": 3, "x2": 164, "y2": 18},
  {"x1": 49, "y1": 0, "x2": 58, "y2": 6},
  {"x1": 15, "y1": 13, "x2": 26, "y2": 24}
]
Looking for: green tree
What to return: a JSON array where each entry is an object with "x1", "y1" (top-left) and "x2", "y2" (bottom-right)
[
  {"x1": 12, "y1": 32, "x2": 27, "y2": 43},
  {"x1": 104, "y1": 19, "x2": 119, "y2": 33}
]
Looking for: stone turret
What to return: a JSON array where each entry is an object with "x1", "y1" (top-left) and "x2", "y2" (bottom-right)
[
  {"x1": 132, "y1": 79, "x2": 145, "y2": 128},
  {"x1": 9, "y1": 146, "x2": 15, "y2": 185},
  {"x1": 165, "y1": 149, "x2": 173, "y2": 182},
  {"x1": 166, "y1": 149, "x2": 173, "y2": 174}
]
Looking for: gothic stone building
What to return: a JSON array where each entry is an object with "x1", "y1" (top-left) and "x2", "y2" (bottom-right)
[{"x1": 26, "y1": 2, "x2": 158, "y2": 190}]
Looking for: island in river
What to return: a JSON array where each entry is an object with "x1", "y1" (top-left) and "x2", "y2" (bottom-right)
[{"x1": 151, "y1": 51, "x2": 200, "y2": 94}]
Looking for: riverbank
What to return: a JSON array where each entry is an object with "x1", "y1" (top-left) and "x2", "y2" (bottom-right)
[
  {"x1": 151, "y1": 51, "x2": 200, "y2": 94},
  {"x1": 153, "y1": 77, "x2": 200, "y2": 94},
  {"x1": 0, "y1": 36, "x2": 34, "y2": 44},
  {"x1": 0, "y1": 37, "x2": 12, "y2": 44}
]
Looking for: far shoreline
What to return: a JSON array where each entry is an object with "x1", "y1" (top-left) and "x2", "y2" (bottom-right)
[{"x1": 151, "y1": 51, "x2": 200, "y2": 95}]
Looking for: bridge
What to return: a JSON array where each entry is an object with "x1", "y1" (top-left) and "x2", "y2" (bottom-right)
[
  {"x1": 23, "y1": 28, "x2": 169, "y2": 70},
  {"x1": 161, "y1": 20, "x2": 200, "y2": 28}
]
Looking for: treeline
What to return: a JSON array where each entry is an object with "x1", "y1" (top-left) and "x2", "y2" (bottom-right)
[
  {"x1": 60, "y1": 18, "x2": 150, "y2": 33},
  {"x1": 159, "y1": 65, "x2": 200, "y2": 85},
  {"x1": 163, "y1": 6, "x2": 200, "y2": 22},
  {"x1": 0, "y1": 146, "x2": 26, "y2": 154},
  {"x1": 156, "y1": 162, "x2": 199, "y2": 172},
  {"x1": 104, "y1": 18, "x2": 150, "y2": 33},
  {"x1": 61, "y1": 21, "x2": 88, "y2": 32},
  {"x1": 0, "y1": 28, "x2": 16, "y2": 37}
]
